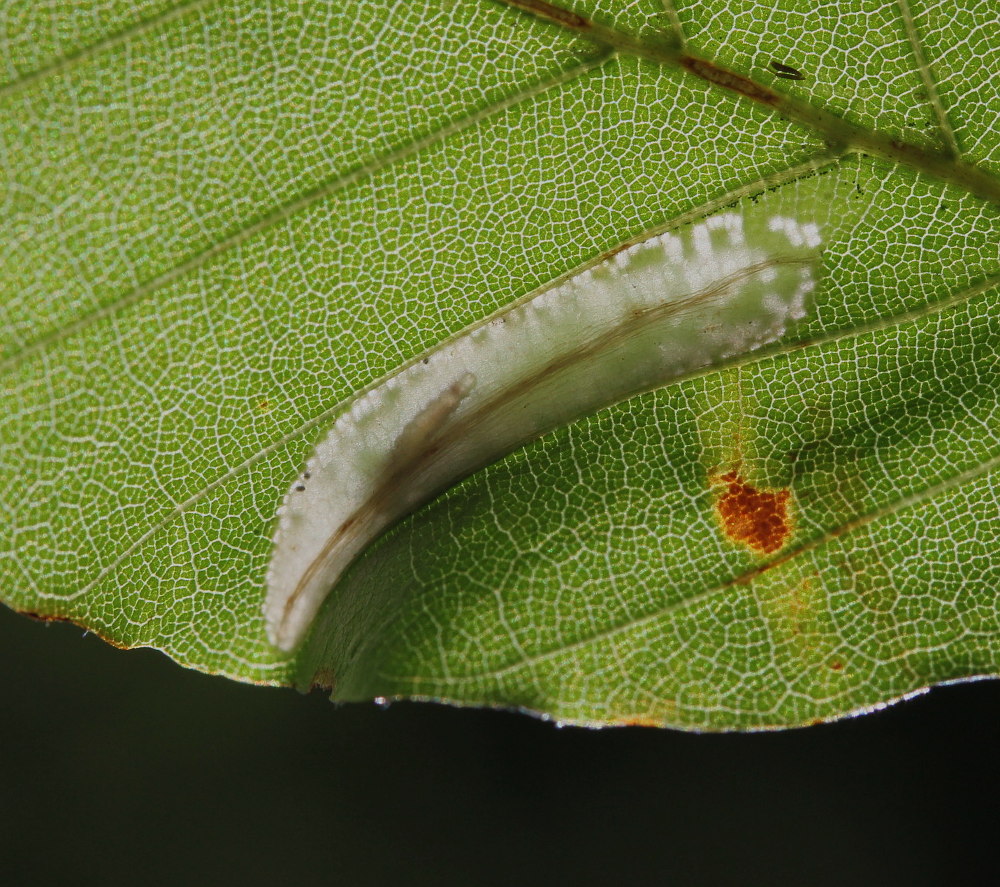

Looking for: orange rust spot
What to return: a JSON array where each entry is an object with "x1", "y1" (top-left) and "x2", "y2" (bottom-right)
[{"x1": 714, "y1": 470, "x2": 792, "y2": 554}]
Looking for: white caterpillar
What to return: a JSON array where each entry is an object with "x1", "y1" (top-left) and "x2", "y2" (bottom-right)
[{"x1": 265, "y1": 211, "x2": 822, "y2": 651}]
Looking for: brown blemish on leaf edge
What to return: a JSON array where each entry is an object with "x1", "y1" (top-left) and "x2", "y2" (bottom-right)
[
  {"x1": 309, "y1": 666, "x2": 337, "y2": 693},
  {"x1": 612, "y1": 715, "x2": 667, "y2": 728},
  {"x1": 17, "y1": 609, "x2": 130, "y2": 649}
]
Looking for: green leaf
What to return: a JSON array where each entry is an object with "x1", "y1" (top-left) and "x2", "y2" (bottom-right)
[{"x1": 2, "y1": 0, "x2": 998, "y2": 729}]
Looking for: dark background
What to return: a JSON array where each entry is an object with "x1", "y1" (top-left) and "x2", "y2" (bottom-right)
[{"x1": 2, "y1": 603, "x2": 997, "y2": 887}]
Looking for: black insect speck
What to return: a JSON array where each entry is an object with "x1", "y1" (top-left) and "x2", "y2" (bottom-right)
[{"x1": 769, "y1": 60, "x2": 805, "y2": 80}]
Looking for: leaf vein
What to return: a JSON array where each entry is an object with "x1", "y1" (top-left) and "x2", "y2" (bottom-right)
[
  {"x1": 0, "y1": 0, "x2": 219, "y2": 98},
  {"x1": 0, "y1": 50, "x2": 612, "y2": 373},
  {"x1": 383, "y1": 452, "x2": 1000, "y2": 687}
]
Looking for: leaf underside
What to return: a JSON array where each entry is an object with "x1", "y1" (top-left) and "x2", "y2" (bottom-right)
[{"x1": 1, "y1": 0, "x2": 998, "y2": 729}]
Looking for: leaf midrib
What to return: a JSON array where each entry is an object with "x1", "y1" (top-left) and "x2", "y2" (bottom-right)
[
  {"x1": 497, "y1": 0, "x2": 999, "y2": 200},
  {"x1": 8, "y1": 1, "x2": 998, "y2": 371}
]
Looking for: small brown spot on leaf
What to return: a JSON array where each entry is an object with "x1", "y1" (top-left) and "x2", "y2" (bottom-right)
[
  {"x1": 713, "y1": 470, "x2": 792, "y2": 554},
  {"x1": 829, "y1": 660, "x2": 845, "y2": 672}
]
